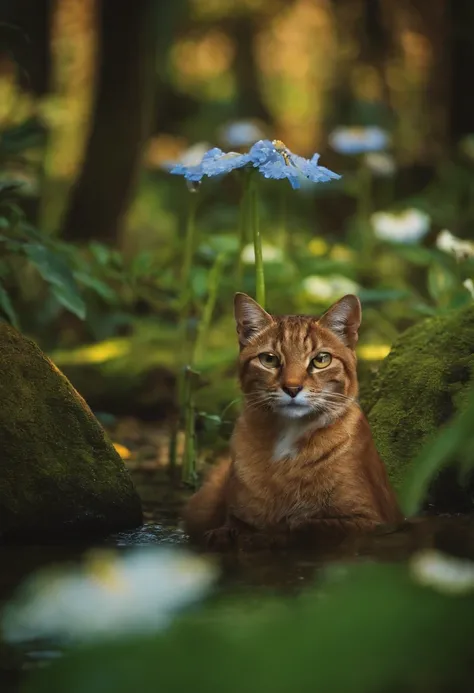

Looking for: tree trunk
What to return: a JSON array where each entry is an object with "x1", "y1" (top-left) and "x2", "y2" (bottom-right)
[
  {"x1": 231, "y1": 14, "x2": 272, "y2": 122},
  {"x1": 448, "y1": 0, "x2": 474, "y2": 144},
  {"x1": 0, "y1": 0, "x2": 51, "y2": 96},
  {"x1": 61, "y1": 0, "x2": 158, "y2": 243}
]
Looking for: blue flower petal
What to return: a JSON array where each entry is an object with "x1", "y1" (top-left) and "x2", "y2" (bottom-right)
[
  {"x1": 169, "y1": 138, "x2": 341, "y2": 187},
  {"x1": 248, "y1": 139, "x2": 276, "y2": 165},
  {"x1": 258, "y1": 159, "x2": 301, "y2": 189},
  {"x1": 170, "y1": 163, "x2": 206, "y2": 182},
  {"x1": 203, "y1": 151, "x2": 251, "y2": 176},
  {"x1": 170, "y1": 163, "x2": 187, "y2": 175}
]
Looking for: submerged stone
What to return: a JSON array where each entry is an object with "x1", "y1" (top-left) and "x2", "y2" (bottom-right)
[
  {"x1": 0, "y1": 323, "x2": 142, "y2": 541},
  {"x1": 364, "y1": 303, "x2": 474, "y2": 512}
]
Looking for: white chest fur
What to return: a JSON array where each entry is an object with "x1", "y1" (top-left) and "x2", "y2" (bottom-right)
[
  {"x1": 272, "y1": 421, "x2": 307, "y2": 462},
  {"x1": 271, "y1": 416, "x2": 329, "y2": 462}
]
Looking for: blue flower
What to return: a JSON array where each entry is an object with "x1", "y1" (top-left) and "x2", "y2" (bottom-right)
[
  {"x1": 252, "y1": 141, "x2": 341, "y2": 189},
  {"x1": 329, "y1": 126, "x2": 389, "y2": 155},
  {"x1": 170, "y1": 139, "x2": 341, "y2": 189},
  {"x1": 171, "y1": 147, "x2": 251, "y2": 181},
  {"x1": 202, "y1": 149, "x2": 252, "y2": 177}
]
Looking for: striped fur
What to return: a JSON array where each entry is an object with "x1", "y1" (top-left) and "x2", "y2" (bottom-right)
[{"x1": 183, "y1": 293, "x2": 402, "y2": 549}]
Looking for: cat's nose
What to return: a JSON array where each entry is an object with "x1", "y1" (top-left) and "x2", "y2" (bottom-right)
[{"x1": 282, "y1": 385, "x2": 303, "y2": 398}]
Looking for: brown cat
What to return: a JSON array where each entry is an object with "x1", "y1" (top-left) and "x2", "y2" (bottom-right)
[{"x1": 183, "y1": 292, "x2": 402, "y2": 549}]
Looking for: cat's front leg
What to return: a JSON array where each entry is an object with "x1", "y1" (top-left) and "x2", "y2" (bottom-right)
[
  {"x1": 290, "y1": 514, "x2": 379, "y2": 542},
  {"x1": 237, "y1": 528, "x2": 291, "y2": 551},
  {"x1": 204, "y1": 524, "x2": 238, "y2": 551},
  {"x1": 204, "y1": 514, "x2": 253, "y2": 551}
]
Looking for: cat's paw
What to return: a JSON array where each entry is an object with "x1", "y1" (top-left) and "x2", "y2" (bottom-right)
[
  {"x1": 204, "y1": 526, "x2": 237, "y2": 551},
  {"x1": 237, "y1": 530, "x2": 290, "y2": 552}
]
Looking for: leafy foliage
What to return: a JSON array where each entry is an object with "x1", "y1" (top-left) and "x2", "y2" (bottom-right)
[{"x1": 23, "y1": 561, "x2": 474, "y2": 693}]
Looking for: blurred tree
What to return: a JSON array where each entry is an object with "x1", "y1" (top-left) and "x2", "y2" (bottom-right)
[
  {"x1": 61, "y1": 0, "x2": 161, "y2": 244},
  {"x1": 0, "y1": 0, "x2": 51, "y2": 96},
  {"x1": 383, "y1": 0, "x2": 448, "y2": 163},
  {"x1": 40, "y1": 0, "x2": 97, "y2": 235},
  {"x1": 330, "y1": 0, "x2": 393, "y2": 134},
  {"x1": 448, "y1": 0, "x2": 474, "y2": 144},
  {"x1": 231, "y1": 12, "x2": 272, "y2": 122}
]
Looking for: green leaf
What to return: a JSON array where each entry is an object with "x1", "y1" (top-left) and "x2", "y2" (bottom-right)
[
  {"x1": 427, "y1": 262, "x2": 457, "y2": 304},
  {"x1": 89, "y1": 242, "x2": 112, "y2": 266},
  {"x1": 25, "y1": 243, "x2": 86, "y2": 319},
  {"x1": 191, "y1": 267, "x2": 208, "y2": 299},
  {"x1": 199, "y1": 235, "x2": 239, "y2": 258},
  {"x1": 394, "y1": 245, "x2": 436, "y2": 266},
  {"x1": 0, "y1": 282, "x2": 18, "y2": 327},
  {"x1": 74, "y1": 272, "x2": 117, "y2": 303},
  {"x1": 197, "y1": 412, "x2": 222, "y2": 431},
  {"x1": 411, "y1": 302, "x2": 438, "y2": 317},
  {"x1": 358, "y1": 288, "x2": 410, "y2": 303},
  {"x1": 400, "y1": 385, "x2": 474, "y2": 516},
  {"x1": 130, "y1": 251, "x2": 155, "y2": 279}
]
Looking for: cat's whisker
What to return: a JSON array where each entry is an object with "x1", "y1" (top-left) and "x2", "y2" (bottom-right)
[
  {"x1": 320, "y1": 391, "x2": 358, "y2": 403},
  {"x1": 317, "y1": 391, "x2": 362, "y2": 411},
  {"x1": 244, "y1": 391, "x2": 277, "y2": 412}
]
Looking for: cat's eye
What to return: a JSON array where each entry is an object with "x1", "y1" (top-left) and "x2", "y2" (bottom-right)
[
  {"x1": 258, "y1": 352, "x2": 280, "y2": 368},
  {"x1": 311, "y1": 352, "x2": 332, "y2": 369}
]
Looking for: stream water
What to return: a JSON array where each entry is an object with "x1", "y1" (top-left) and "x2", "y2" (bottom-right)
[{"x1": 2, "y1": 467, "x2": 474, "y2": 692}]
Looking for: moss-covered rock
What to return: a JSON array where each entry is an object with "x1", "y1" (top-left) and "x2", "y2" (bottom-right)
[
  {"x1": 364, "y1": 303, "x2": 474, "y2": 511},
  {"x1": 0, "y1": 323, "x2": 142, "y2": 541}
]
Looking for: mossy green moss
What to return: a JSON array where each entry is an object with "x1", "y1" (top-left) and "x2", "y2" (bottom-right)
[
  {"x1": 364, "y1": 303, "x2": 474, "y2": 507},
  {"x1": 0, "y1": 323, "x2": 142, "y2": 541}
]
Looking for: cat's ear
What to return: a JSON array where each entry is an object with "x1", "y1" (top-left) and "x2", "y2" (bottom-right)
[
  {"x1": 318, "y1": 294, "x2": 361, "y2": 349},
  {"x1": 234, "y1": 293, "x2": 273, "y2": 346}
]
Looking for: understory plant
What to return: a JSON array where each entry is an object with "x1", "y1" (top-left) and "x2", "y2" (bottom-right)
[{"x1": 169, "y1": 138, "x2": 340, "y2": 482}]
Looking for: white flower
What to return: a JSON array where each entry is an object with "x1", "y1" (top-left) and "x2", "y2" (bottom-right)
[
  {"x1": 241, "y1": 243, "x2": 283, "y2": 265},
  {"x1": 1, "y1": 547, "x2": 217, "y2": 644},
  {"x1": 410, "y1": 549, "x2": 474, "y2": 595},
  {"x1": 329, "y1": 126, "x2": 389, "y2": 155},
  {"x1": 463, "y1": 278, "x2": 474, "y2": 298},
  {"x1": 303, "y1": 274, "x2": 359, "y2": 302},
  {"x1": 220, "y1": 120, "x2": 265, "y2": 148},
  {"x1": 436, "y1": 230, "x2": 474, "y2": 261},
  {"x1": 371, "y1": 209, "x2": 430, "y2": 244},
  {"x1": 364, "y1": 152, "x2": 396, "y2": 177}
]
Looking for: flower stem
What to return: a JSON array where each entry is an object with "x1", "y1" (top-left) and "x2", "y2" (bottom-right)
[
  {"x1": 169, "y1": 193, "x2": 198, "y2": 473},
  {"x1": 181, "y1": 366, "x2": 197, "y2": 486},
  {"x1": 278, "y1": 185, "x2": 288, "y2": 255},
  {"x1": 250, "y1": 175, "x2": 265, "y2": 307},
  {"x1": 236, "y1": 174, "x2": 250, "y2": 286},
  {"x1": 193, "y1": 252, "x2": 225, "y2": 364},
  {"x1": 180, "y1": 192, "x2": 198, "y2": 303}
]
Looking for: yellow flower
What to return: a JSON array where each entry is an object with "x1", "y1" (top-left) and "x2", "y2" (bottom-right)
[
  {"x1": 357, "y1": 344, "x2": 391, "y2": 361},
  {"x1": 330, "y1": 244, "x2": 354, "y2": 263},
  {"x1": 308, "y1": 238, "x2": 329, "y2": 256},
  {"x1": 113, "y1": 442, "x2": 131, "y2": 460}
]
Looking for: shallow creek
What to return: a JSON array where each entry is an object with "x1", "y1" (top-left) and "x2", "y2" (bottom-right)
[{"x1": 1, "y1": 467, "x2": 474, "y2": 692}]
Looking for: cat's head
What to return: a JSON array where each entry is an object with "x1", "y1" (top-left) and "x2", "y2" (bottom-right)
[{"x1": 234, "y1": 292, "x2": 360, "y2": 422}]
